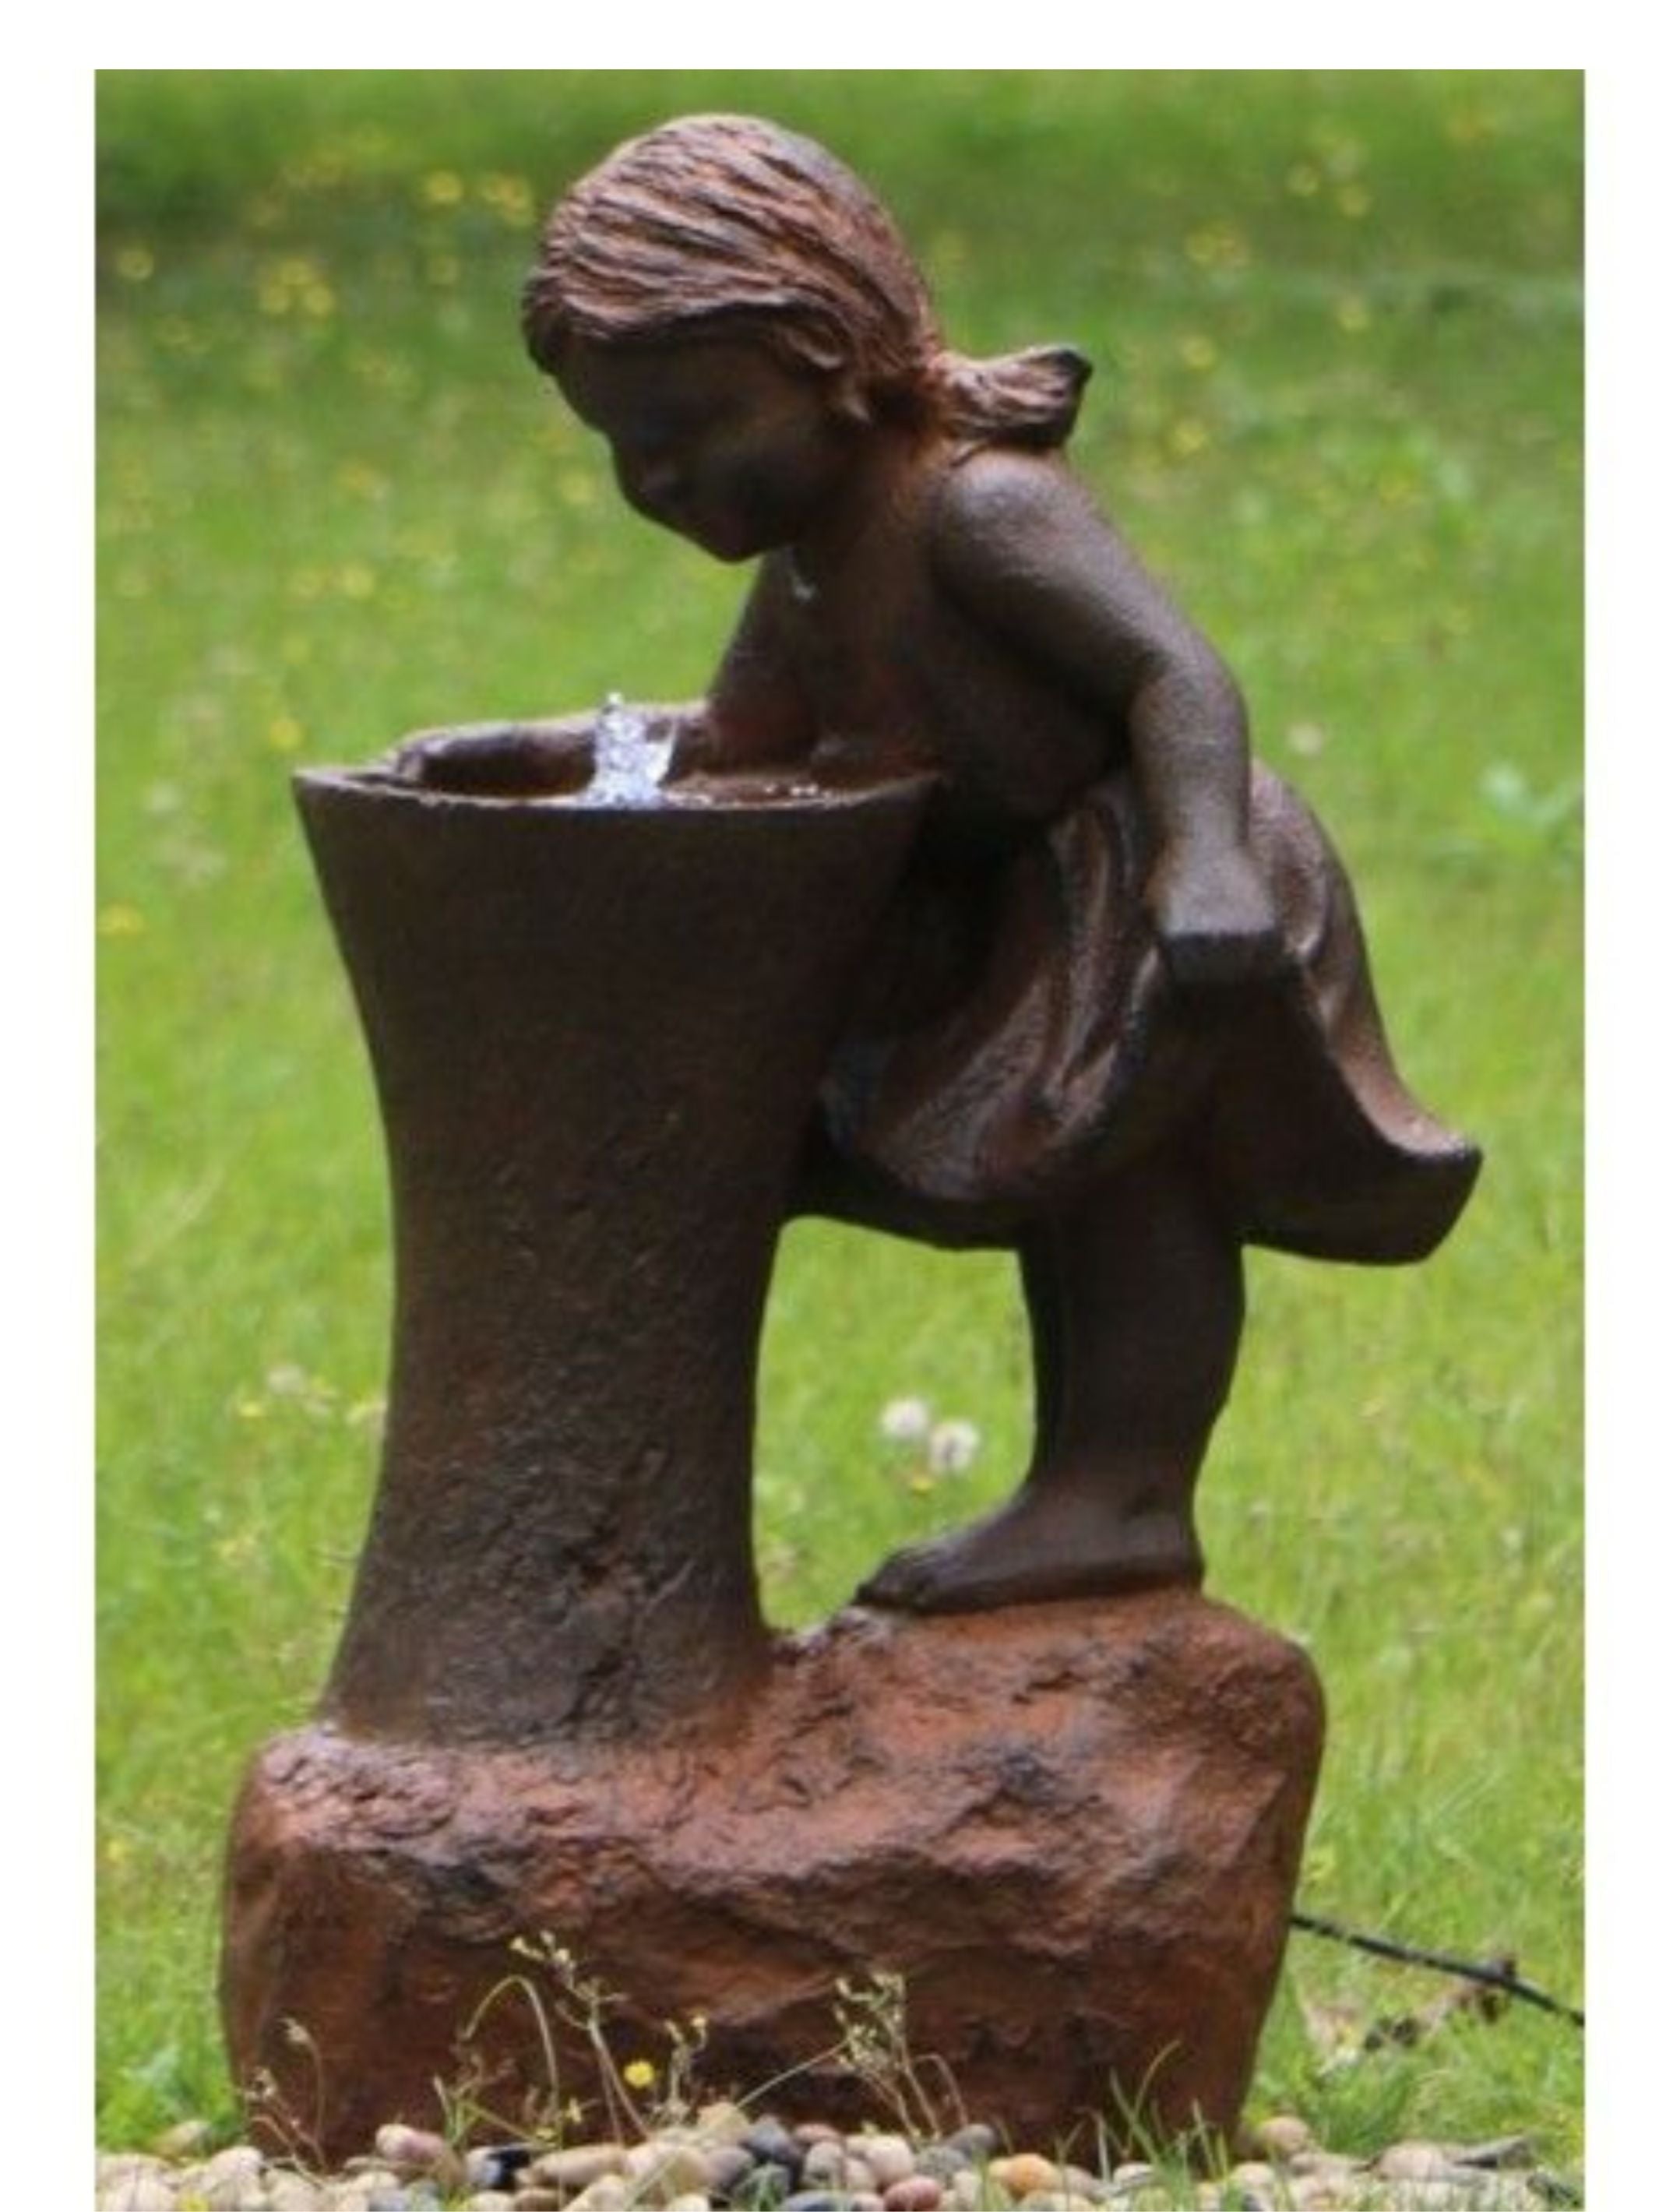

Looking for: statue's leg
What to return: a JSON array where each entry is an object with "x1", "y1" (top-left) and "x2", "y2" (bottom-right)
[{"x1": 858, "y1": 1153, "x2": 1239, "y2": 1612}]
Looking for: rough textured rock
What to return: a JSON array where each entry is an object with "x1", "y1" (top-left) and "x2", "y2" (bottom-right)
[{"x1": 222, "y1": 1590, "x2": 1322, "y2": 2166}]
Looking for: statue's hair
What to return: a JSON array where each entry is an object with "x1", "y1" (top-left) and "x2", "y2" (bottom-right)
[{"x1": 523, "y1": 114, "x2": 1090, "y2": 454}]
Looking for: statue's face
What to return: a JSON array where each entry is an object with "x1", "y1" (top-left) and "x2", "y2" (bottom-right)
[{"x1": 555, "y1": 333, "x2": 857, "y2": 562}]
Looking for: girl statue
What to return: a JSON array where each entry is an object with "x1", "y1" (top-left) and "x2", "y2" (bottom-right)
[{"x1": 393, "y1": 114, "x2": 1479, "y2": 1613}]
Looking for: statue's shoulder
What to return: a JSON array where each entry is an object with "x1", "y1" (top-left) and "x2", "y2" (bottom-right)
[{"x1": 924, "y1": 442, "x2": 1104, "y2": 596}]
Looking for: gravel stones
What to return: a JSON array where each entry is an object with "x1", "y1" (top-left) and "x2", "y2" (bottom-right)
[{"x1": 94, "y1": 2112, "x2": 1581, "y2": 2212}]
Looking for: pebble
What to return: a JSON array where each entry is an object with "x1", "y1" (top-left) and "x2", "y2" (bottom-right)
[
  {"x1": 531, "y1": 2141, "x2": 632, "y2": 2190},
  {"x1": 164, "y1": 2143, "x2": 268, "y2": 2211},
  {"x1": 1051, "y1": 2165, "x2": 1109, "y2": 2203},
  {"x1": 266, "y1": 2177, "x2": 328, "y2": 2212},
  {"x1": 854, "y1": 2134, "x2": 919, "y2": 2189},
  {"x1": 375, "y1": 2124, "x2": 468, "y2": 2193},
  {"x1": 1458, "y1": 2137, "x2": 1536, "y2": 2171},
  {"x1": 885, "y1": 2178, "x2": 943, "y2": 2212},
  {"x1": 947, "y1": 2126, "x2": 1005, "y2": 2164},
  {"x1": 991, "y1": 2153, "x2": 1064, "y2": 2199},
  {"x1": 626, "y1": 2139, "x2": 717, "y2": 2199},
  {"x1": 567, "y1": 2176, "x2": 636, "y2": 2212},
  {"x1": 1251, "y1": 2114, "x2": 1316, "y2": 2164},
  {"x1": 97, "y1": 2176, "x2": 176, "y2": 2212},
  {"x1": 150, "y1": 2119, "x2": 217, "y2": 2161},
  {"x1": 98, "y1": 2152, "x2": 171, "y2": 2187},
  {"x1": 703, "y1": 2143, "x2": 760, "y2": 2198},
  {"x1": 465, "y1": 2144, "x2": 535, "y2": 2190},
  {"x1": 698, "y1": 2105, "x2": 759, "y2": 2149},
  {"x1": 801, "y1": 2140, "x2": 850, "y2": 2188},
  {"x1": 745, "y1": 2117, "x2": 807, "y2": 2175},
  {"x1": 1374, "y1": 2141, "x2": 1464, "y2": 2182},
  {"x1": 1221, "y1": 2161, "x2": 1278, "y2": 2192}
]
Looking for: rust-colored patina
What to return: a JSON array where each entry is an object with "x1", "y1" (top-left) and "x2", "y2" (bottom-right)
[{"x1": 221, "y1": 114, "x2": 1478, "y2": 2161}]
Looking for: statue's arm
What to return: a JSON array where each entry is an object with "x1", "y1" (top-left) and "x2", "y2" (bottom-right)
[
  {"x1": 682, "y1": 562, "x2": 816, "y2": 773},
  {"x1": 931, "y1": 452, "x2": 1281, "y2": 984},
  {"x1": 379, "y1": 711, "x2": 612, "y2": 792},
  {"x1": 382, "y1": 567, "x2": 811, "y2": 790}
]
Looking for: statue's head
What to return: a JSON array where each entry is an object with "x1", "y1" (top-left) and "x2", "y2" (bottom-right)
[{"x1": 523, "y1": 114, "x2": 936, "y2": 425}]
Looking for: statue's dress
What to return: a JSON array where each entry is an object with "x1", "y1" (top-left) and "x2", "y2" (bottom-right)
[{"x1": 802, "y1": 763, "x2": 1481, "y2": 1258}]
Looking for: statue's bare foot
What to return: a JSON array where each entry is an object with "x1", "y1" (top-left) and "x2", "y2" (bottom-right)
[{"x1": 857, "y1": 1483, "x2": 1203, "y2": 1615}]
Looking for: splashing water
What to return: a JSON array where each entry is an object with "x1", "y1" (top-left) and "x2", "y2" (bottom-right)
[{"x1": 582, "y1": 692, "x2": 677, "y2": 806}]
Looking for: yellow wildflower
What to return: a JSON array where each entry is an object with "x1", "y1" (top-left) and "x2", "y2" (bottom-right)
[{"x1": 1183, "y1": 222, "x2": 1250, "y2": 272}]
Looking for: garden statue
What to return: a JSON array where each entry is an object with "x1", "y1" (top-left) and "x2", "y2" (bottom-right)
[{"x1": 223, "y1": 117, "x2": 1479, "y2": 2164}]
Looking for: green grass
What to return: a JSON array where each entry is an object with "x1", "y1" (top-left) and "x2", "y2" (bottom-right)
[{"x1": 97, "y1": 70, "x2": 1582, "y2": 2167}]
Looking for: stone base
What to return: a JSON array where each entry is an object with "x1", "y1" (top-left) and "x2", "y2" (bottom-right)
[{"x1": 221, "y1": 1592, "x2": 1323, "y2": 2165}]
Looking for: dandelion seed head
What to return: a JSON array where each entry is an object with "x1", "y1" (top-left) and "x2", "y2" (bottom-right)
[
  {"x1": 879, "y1": 1396, "x2": 932, "y2": 1444},
  {"x1": 927, "y1": 1418, "x2": 982, "y2": 1476}
]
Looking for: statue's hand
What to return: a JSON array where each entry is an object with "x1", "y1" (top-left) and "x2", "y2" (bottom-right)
[
  {"x1": 384, "y1": 720, "x2": 592, "y2": 794},
  {"x1": 1147, "y1": 840, "x2": 1285, "y2": 987}
]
